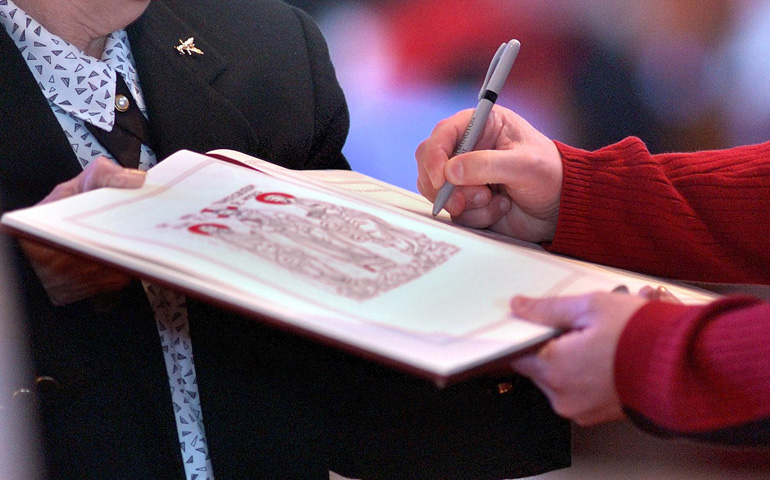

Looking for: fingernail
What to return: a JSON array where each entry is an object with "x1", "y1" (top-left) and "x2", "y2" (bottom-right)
[
  {"x1": 499, "y1": 197, "x2": 510, "y2": 212},
  {"x1": 428, "y1": 171, "x2": 441, "y2": 190},
  {"x1": 118, "y1": 169, "x2": 146, "y2": 187},
  {"x1": 447, "y1": 161, "x2": 463, "y2": 184}
]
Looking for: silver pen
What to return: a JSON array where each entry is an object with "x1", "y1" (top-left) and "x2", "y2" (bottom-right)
[{"x1": 431, "y1": 39, "x2": 520, "y2": 218}]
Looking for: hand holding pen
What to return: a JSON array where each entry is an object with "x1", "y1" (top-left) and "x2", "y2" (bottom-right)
[
  {"x1": 431, "y1": 39, "x2": 521, "y2": 217},
  {"x1": 416, "y1": 40, "x2": 563, "y2": 244}
]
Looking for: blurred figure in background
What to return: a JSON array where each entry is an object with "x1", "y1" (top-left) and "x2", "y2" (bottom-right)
[
  {"x1": 572, "y1": 0, "x2": 737, "y2": 152},
  {"x1": 297, "y1": 0, "x2": 769, "y2": 191},
  {"x1": 723, "y1": 0, "x2": 770, "y2": 145},
  {"x1": 313, "y1": 0, "x2": 587, "y2": 189}
]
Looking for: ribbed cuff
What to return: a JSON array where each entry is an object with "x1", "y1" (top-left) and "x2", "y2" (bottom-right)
[{"x1": 548, "y1": 137, "x2": 652, "y2": 256}]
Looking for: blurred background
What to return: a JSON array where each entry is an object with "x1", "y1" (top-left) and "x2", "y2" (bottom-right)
[
  {"x1": 289, "y1": 0, "x2": 770, "y2": 192},
  {"x1": 289, "y1": 1, "x2": 770, "y2": 479},
  {"x1": 4, "y1": 2, "x2": 770, "y2": 478}
]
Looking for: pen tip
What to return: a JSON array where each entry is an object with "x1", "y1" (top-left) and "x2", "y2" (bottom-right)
[{"x1": 431, "y1": 213, "x2": 437, "y2": 219}]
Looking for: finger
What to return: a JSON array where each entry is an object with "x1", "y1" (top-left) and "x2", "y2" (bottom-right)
[
  {"x1": 639, "y1": 285, "x2": 682, "y2": 304},
  {"x1": 19, "y1": 239, "x2": 132, "y2": 305},
  {"x1": 40, "y1": 157, "x2": 145, "y2": 204},
  {"x1": 460, "y1": 185, "x2": 493, "y2": 209},
  {"x1": 444, "y1": 149, "x2": 531, "y2": 189},
  {"x1": 638, "y1": 285, "x2": 655, "y2": 299},
  {"x1": 656, "y1": 286, "x2": 682, "y2": 304},
  {"x1": 572, "y1": 401, "x2": 625, "y2": 427},
  {"x1": 416, "y1": 163, "x2": 469, "y2": 214},
  {"x1": 510, "y1": 294, "x2": 592, "y2": 330},
  {"x1": 509, "y1": 351, "x2": 549, "y2": 381},
  {"x1": 612, "y1": 285, "x2": 630, "y2": 294},
  {"x1": 78, "y1": 157, "x2": 146, "y2": 192},
  {"x1": 510, "y1": 352, "x2": 561, "y2": 409},
  {"x1": 418, "y1": 110, "x2": 476, "y2": 190},
  {"x1": 451, "y1": 194, "x2": 511, "y2": 229},
  {"x1": 441, "y1": 185, "x2": 489, "y2": 219},
  {"x1": 415, "y1": 171, "x2": 432, "y2": 201},
  {"x1": 521, "y1": 374, "x2": 558, "y2": 410},
  {"x1": 415, "y1": 144, "x2": 437, "y2": 200}
]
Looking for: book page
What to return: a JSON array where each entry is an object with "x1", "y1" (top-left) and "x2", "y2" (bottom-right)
[
  {"x1": 210, "y1": 150, "x2": 717, "y2": 305},
  {"x1": 209, "y1": 149, "x2": 548, "y2": 252},
  {"x1": 2, "y1": 150, "x2": 717, "y2": 381}
]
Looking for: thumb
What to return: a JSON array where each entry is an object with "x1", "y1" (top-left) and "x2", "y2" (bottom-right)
[
  {"x1": 40, "y1": 157, "x2": 146, "y2": 205},
  {"x1": 511, "y1": 295, "x2": 589, "y2": 331},
  {"x1": 78, "y1": 156, "x2": 146, "y2": 192},
  {"x1": 446, "y1": 149, "x2": 526, "y2": 188}
]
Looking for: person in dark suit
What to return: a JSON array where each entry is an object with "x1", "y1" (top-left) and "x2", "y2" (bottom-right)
[{"x1": 0, "y1": 0, "x2": 569, "y2": 479}]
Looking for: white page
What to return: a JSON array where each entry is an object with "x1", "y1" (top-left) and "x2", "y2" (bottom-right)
[{"x1": 217, "y1": 149, "x2": 716, "y2": 306}]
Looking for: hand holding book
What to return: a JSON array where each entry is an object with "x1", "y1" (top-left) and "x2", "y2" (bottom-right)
[{"x1": 19, "y1": 157, "x2": 146, "y2": 305}]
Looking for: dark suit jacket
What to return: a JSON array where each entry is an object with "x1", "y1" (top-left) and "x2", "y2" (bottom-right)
[{"x1": 0, "y1": 1, "x2": 569, "y2": 479}]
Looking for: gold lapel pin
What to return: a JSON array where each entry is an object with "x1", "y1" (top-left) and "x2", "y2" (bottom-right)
[{"x1": 175, "y1": 37, "x2": 204, "y2": 56}]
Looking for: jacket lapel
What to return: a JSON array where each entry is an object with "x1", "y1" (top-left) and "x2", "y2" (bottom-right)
[
  {"x1": 127, "y1": 1, "x2": 260, "y2": 161},
  {"x1": 0, "y1": 30, "x2": 83, "y2": 211}
]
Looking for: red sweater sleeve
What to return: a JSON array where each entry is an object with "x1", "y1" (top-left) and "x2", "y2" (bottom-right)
[
  {"x1": 616, "y1": 297, "x2": 770, "y2": 444},
  {"x1": 550, "y1": 137, "x2": 770, "y2": 442},
  {"x1": 550, "y1": 137, "x2": 770, "y2": 284}
]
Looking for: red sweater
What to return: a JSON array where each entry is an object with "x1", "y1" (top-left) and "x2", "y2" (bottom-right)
[{"x1": 551, "y1": 137, "x2": 770, "y2": 444}]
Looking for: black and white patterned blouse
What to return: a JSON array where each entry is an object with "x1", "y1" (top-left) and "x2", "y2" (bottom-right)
[{"x1": 0, "y1": 1, "x2": 214, "y2": 478}]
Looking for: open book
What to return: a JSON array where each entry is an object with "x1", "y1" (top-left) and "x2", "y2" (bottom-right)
[{"x1": 1, "y1": 149, "x2": 718, "y2": 386}]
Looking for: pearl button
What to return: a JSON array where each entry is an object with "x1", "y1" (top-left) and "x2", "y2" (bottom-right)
[{"x1": 115, "y1": 94, "x2": 130, "y2": 112}]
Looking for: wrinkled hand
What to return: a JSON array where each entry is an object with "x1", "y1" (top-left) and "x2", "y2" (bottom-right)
[
  {"x1": 509, "y1": 291, "x2": 649, "y2": 426},
  {"x1": 415, "y1": 106, "x2": 563, "y2": 243},
  {"x1": 20, "y1": 157, "x2": 146, "y2": 305}
]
